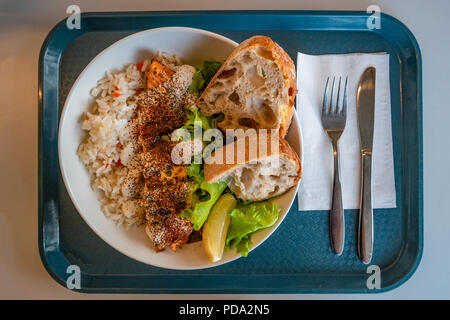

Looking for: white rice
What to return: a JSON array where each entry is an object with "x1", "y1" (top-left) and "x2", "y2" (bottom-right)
[
  {"x1": 77, "y1": 52, "x2": 185, "y2": 227},
  {"x1": 77, "y1": 62, "x2": 142, "y2": 227}
]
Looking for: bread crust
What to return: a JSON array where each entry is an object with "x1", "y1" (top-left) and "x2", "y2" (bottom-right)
[
  {"x1": 204, "y1": 133, "x2": 302, "y2": 187},
  {"x1": 198, "y1": 35, "x2": 297, "y2": 137}
]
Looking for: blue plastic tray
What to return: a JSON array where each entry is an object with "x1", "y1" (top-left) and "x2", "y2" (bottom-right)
[{"x1": 38, "y1": 11, "x2": 423, "y2": 293}]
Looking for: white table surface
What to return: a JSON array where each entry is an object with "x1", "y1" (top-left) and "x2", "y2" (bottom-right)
[{"x1": 0, "y1": 0, "x2": 448, "y2": 300}]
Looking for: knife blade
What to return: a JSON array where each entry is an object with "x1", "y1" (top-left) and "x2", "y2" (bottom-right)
[{"x1": 356, "y1": 67, "x2": 376, "y2": 264}]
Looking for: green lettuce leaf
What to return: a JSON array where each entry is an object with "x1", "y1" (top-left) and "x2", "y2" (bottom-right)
[
  {"x1": 175, "y1": 106, "x2": 223, "y2": 137},
  {"x1": 179, "y1": 107, "x2": 212, "y2": 140},
  {"x1": 234, "y1": 236, "x2": 252, "y2": 257},
  {"x1": 203, "y1": 61, "x2": 222, "y2": 84},
  {"x1": 189, "y1": 69, "x2": 206, "y2": 95},
  {"x1": 174, "y1": 105, "x2": 227, "y2": 230},
  {"x1": 210, "y1": 113, "x2": 224, "y2": 129},
  {"x1": 181, "y1": 162, "x2": 227, "y2": 230},
  {"x1": 225, "y1": 201, "x2": 280, "y2": 257},
  {"x1": 188, "y1": 61, "x2": 222, "y2": 95}
]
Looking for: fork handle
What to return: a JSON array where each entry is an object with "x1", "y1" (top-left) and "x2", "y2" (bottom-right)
[
  {"x1": 358, "y1": 151, "x2": 373, "y2": 264},
  {"x1": 330, "y1": 141, "x2": 345, "y2": 255}
]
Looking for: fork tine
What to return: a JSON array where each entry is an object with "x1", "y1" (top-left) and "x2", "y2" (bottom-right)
[
  {"x1": 335, "y1": 76, "x2": 342, "y2": 114},
  {"x1": 329, "y1": 76, "x2": 336, "y2": 113},
  {"x1": 342, "y1": 76, "x2": 348, "y2": 116},
  {"x1": 322, "y1": 77, "x2": 330, "y2": 115}
]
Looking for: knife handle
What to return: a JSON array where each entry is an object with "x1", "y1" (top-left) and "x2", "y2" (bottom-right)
[
  {"x1": 358, "y1": 151, "x2": 373, "y2": 264},
  {"x1": 330, "y1": 141, "x2": 345, "y2": 255}
]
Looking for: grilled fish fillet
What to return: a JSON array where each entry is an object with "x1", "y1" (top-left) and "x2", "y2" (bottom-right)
[{"x1": 128, "y1": 61, "x2": 196, "y2": 251}]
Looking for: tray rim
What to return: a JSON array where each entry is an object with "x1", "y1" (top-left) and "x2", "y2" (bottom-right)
[{"x1": 38, "y1": 10, "x2": 423, "y2": 294}]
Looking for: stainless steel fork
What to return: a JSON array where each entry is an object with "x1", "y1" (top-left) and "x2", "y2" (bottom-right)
[{"x1": 321, "y1": 76, "x2": 348, "y2": 255}]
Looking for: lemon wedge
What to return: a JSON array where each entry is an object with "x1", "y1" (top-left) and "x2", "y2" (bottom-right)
[{"x1": 202, "y1": 193, "x2": 236, "y2": 262}]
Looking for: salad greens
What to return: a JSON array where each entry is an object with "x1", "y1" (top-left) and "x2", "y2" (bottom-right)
[
  {"x1": 189, "y1": 61, "x2": 223, "y2": 95},
  {"x1": 225, "y1": 201, "x2": 280, "y2": 257},
  {"x1": 181, "y1": 162, "x2": 227, "y2": 230},
  {"x1": 177, "y1": 106, "x2": 227, "y2": 231},
  {"x1": 180, "y1": 106, "x2": 212, "y2": 138}
]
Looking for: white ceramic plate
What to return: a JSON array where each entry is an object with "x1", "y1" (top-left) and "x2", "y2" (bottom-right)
[{"x1": 59, "y1": 27, "x2": 302, "y2": 270}]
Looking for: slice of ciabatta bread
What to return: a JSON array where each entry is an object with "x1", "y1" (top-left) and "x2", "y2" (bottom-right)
[
  {"x1": 204, "y1": 131, "x2": 301, "y2": 201},
  {"x1": 197, "y1": 36, "x2": 297, "y2": 137}
]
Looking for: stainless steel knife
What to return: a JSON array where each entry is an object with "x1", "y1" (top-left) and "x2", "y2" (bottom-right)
[{"x1": 356, "y1": 67, "x2": 376, "y2": 264}]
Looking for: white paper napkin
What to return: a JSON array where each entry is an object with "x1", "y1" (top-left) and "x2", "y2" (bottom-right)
[{"x1": 296, "y1": 52, "x2": 396, "y2": 211}]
